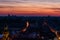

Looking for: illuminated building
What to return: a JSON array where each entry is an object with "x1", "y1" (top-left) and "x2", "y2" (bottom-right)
[
  {"x1": 2, "y1": 25, "x2": 11, "y2": 40},
  {"x1": 21, "y1": 21, "x2": 29, "y2": 32}
]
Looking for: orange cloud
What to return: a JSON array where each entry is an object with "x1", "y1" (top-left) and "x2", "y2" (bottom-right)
[{"x1": 0, "y1": 7, "x2": 60, "y2": 16}]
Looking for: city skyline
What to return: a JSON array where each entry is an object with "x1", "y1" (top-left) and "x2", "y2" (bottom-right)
[{"x1": 0, "y1": 0, "x2": 60, "y2": 16}]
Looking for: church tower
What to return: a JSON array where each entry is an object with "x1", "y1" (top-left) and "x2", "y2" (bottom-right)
[{"x1": 2, "y1": 24, "x2": 10, "y2": 40}]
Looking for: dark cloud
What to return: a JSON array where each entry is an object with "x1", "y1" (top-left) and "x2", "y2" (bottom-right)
[
  {"x1": 0, "y1": 6, "x2": 14, "y2": 8},
  {"x1": 46, "y1": 8, "x2": 60, "y2": 10},
  {"x1": 50, "y1": 8, "x2": 60, "y2": 12},
  {"x1": 50, "y1": 8, "x2": 60, "y2": 10},
  {"x1": 54, "y1": 10, "x2": 60, "y2": 12},
  {"x1": 0, "y1": 0, "x2": 25, "y2": 3},
  {"x1": 45, "y1": 8, "x2": 60, "y2": 13}
]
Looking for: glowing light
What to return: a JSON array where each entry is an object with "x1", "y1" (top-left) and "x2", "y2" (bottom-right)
[
  {"x1": 26, "y1": 21, "x2": 29, "y2": 28},
  {"x1": 49, "y1": 26, "x2": 56, "y2": 33},
  {"x1": 21, "y1": 28, "x2": 27, "y2": 32},
  {"x1": 58, "y1": 37, "x2": 60, "y2": 40},
  {"x1": 41, "y1": 36, "x2": 44, "y2": 39},
  {"x1": 21, "y1": 21, "x2": 29, "y2": 32}
]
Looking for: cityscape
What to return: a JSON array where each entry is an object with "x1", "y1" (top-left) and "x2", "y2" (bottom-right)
[
  {"x1": 0, "y1": 15, "x2": 60, "y2": 40},
  {"x1": 0, "y1": 0, "x2": 60, "y2": 40}
]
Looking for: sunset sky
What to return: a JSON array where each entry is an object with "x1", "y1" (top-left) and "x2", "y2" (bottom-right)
[{"x1": 0, "y1": 0, "x2": 60, "y2": 16}]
